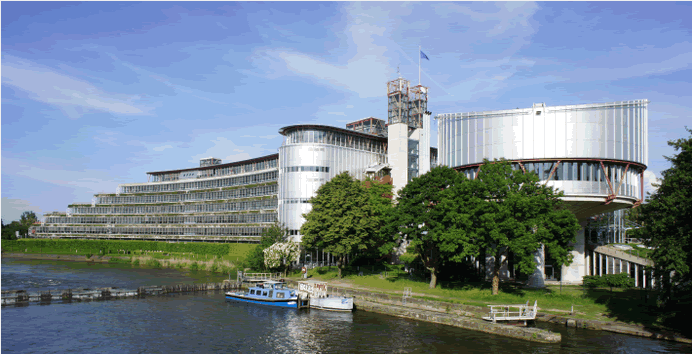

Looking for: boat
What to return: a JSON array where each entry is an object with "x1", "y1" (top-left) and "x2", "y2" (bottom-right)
[
  {"x1": 298, "y1": 280, "x2": 353, "y2": 312},
  {"x1": 225, "y1": 280, "x2": 299, "y2": 308}
]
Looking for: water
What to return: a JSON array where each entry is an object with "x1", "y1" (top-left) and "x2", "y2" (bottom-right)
[{"x1": 2, "y1": 258, "x2": 690, "y2": 353}]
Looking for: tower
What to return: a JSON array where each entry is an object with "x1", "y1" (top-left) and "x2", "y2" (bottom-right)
[{"x1": 387, "y1": 74, "x2": 430, "y2": 195}]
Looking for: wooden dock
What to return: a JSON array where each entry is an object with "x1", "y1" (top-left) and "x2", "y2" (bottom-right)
[
  {"x1": 1, "y1": 282, "x2": 242, "y2": 307},
  {"x1": 482, "y1": 300, "x2": 539, "y2": 326}
]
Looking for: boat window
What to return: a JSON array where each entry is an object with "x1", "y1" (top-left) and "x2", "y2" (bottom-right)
[
  {"x1": 276, "y1": 292, "x2": 285, "y2": 299},
  {"x1": 262, "y1": 291, "x2": 268, "y2": 296},
  {"x1": 250, "y1": 290, "x2": 255, "y2": 295},
  {"x1": 268, "y1": 291, "x2": 273, "y2": 298}
]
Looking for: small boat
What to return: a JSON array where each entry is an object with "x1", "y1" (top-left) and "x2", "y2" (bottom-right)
[
  {"x1": 225, "y1": 280, "x2": 299, "y2": 308},
  {"x1": 298, "y1": 280, "x2": 353, "y2": 312}
]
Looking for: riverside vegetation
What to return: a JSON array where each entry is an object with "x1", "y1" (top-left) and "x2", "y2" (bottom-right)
[
  {"x1": 1, "y1": 239, "x2": 254, "y2": 275},
  {"x1": 296, "y1": 264, "x2": 680, "y2": 334}
]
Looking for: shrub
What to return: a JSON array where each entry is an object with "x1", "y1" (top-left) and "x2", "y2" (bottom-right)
[{"x1": 583, "y1": 273, "x2": 635, "y2": 292}]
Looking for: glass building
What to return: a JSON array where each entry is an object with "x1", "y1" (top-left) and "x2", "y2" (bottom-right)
[{"x1": 436, "y1": 100, "x2": 649, "y2": 285}]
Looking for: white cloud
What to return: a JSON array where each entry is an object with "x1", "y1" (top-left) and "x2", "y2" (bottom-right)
[
  {"x1": 1, "y1": 56, "x2": 148, "y2": 118},
  {"x1": 2, "y1": 157, "x2": 121, "y2": 199},
  {"x1": 1, "y1": 198, "x2": 44, "y2": 223},
  {"x1": 328, "y1": 112, "x2": 346, "y2": 116},
  {"x1": 153, "y1": 145, "x2": 174, "y2": 152},
  {"x1": 643, "y1": 170, "x2": 661, "y2": 197}
]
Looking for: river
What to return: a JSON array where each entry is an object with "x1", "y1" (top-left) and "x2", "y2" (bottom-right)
[{"x1": 1, "y1": 258, "x2": 690, "y2": 353}]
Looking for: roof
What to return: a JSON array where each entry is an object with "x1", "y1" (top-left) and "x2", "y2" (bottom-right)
[
  {"x1": 279, "y1": 124, "x2": 387, "y2": 142},
  {"x1": 146, "y1": 153, "x2": 278, "y2": 175}
]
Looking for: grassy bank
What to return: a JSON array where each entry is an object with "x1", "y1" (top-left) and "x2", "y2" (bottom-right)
[
  {"x1": 299, "y1": 265, "x2": 666, "y2": 329},
  {"x1": 1, "y1": 239, "x2": 256, "y2": 275}
]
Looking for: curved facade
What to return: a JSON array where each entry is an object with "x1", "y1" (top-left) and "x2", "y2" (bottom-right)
[
  {"x1": 437, "y1": 100, "x2": 649, "y2": 220},
  {"x1": 278, "y1": 125, "x2": 387, "y2": 240},
  {"x1": 437, "y1": 100, "x2": 649, "y2": 285}
]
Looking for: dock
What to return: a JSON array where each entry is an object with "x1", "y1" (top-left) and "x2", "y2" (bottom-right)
[
  {"x1": 1, "y1": 282, "x2": 242, "y2": 307},
  {"x1": 482, "y1": 300, "x2": 538, "y2": 326}
]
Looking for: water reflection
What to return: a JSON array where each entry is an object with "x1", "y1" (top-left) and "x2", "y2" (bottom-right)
[{"x1": 2, "y1": 258, "x2": 691, "y2": 353}]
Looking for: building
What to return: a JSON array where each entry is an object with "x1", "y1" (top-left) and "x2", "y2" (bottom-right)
[
  {"x1": 32, "y1": 74, "x2": 435, "y2": 243},
  {"x1": 436, "y1": 100, "x2": 649, "y2": 285},
  {"x1": 33, "y1": 155, "x2": 280, "y2": 242}
]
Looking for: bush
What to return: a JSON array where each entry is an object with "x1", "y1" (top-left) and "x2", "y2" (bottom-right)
[
  {"x1": 583, "y1": 273, "x2": 635, "y2": 292},
  {"x1": 145, "y1": 259, "x2": 162, "y2": 268}
]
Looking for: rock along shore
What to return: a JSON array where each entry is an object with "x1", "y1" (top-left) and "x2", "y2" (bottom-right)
[{"x1": 285, "y1": 279, "x2": 692, "y2": 345}]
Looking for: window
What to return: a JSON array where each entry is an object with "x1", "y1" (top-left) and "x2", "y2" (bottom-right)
[{"x1": 276, "y1": 292, "x2": 285, "y2": 299}]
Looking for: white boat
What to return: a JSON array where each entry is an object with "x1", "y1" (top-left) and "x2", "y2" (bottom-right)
[{"x1": 298, "y1": 280, "x2": 353, "y2": 312}]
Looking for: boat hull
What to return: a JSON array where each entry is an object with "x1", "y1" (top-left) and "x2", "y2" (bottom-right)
[
  {"x1": 310, "y1": 297, "x2": 353, "y2": 312},
  {"x1": 225, "y1": 293, "x2": 298, "y2": 308}
]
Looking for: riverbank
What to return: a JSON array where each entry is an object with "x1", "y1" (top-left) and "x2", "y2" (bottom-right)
[
  {"x1": 5, "y1": 253, "x2": 690, "y2": 344},
  {"x1": 288, "y1": 277, "x2": 692, "y2": 345},
  {"x1": 1, "y1": 252, "x2": 238, "y2": 276}
]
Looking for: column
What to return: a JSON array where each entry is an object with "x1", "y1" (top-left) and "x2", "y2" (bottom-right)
[
  {"x1": 634, "y1": 264, "x2": 639, "y2": 287},
  {"x1": 643, "y1": 269, "x2": 647, "y2": 289},
  {"x1": 598, "y1": 253, "x2": 602, "y2": 276},
  {"x1": 562, "y1": 221, "x2": 586, "y2": 283}
]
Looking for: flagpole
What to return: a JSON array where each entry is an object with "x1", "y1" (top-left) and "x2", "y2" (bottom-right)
[{"x1": 418, "y1": 46, "x2": 421, "y2": 85}]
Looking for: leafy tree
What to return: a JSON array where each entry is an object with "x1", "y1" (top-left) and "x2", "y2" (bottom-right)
[
  {"x1": 20, "y1": 211, "x2": 38, "y2": 228},
  {"x1": 263, "y1": 241, "x2": 301, "y2": 276},
  {"x1": 468, "y1": 159, "x2": 580, "y2": 295},
  {"x1": 359, "y1": 177, "x2": 396, "y2": 260},
  {"x1": 390, "y1": 166, "x2": 476, "y2": 288},
  {"x1": 2, "y1": 220, "x2": 26, "y2": 240},
  {"x1": 632, "y1": 128, "x2": 692, "y2": 309},
  {"x1": 301, "y1": 172, "x2": 383, "y2": 278},
  {"x1": 245, "y1": 222, "x2": 288, "y2": 271}
]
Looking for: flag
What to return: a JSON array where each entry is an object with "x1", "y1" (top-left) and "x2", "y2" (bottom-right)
[{"x1": 420, "y1": 50, "x2": 429, "y2": 61}]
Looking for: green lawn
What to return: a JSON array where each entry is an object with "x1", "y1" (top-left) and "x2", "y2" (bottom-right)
[{"x1": 297, "y1": 265, "x2": 663, "y2": 327}]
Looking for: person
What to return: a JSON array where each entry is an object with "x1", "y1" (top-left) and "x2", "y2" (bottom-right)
[{"x1": 302, "y1": 266, "x2": 307, "y2": 279}]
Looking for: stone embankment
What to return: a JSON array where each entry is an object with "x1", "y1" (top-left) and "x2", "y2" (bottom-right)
[
  {"x1": 285, "y1": 280, "x2": 560, "y2": 343},
  {"x1": 286, "y1": 280, "x2": 692, "y2": 345}
]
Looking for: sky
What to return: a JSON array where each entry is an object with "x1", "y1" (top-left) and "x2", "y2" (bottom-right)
[{"x1": 2, "y1": 2, "x2": 691, "y2": 222}]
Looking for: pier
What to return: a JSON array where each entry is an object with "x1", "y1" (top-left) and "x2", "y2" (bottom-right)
[{"x1": 1, "y1": 282, "x2": 242, "y2": 307}]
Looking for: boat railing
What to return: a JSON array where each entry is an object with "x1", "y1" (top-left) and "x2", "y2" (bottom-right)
[
  {"x1": 482, "y1": 300, "x2": 538, "y2": 324},
  {"x1": 236, "y1": 272, "x2": 282, "y2": 283}
]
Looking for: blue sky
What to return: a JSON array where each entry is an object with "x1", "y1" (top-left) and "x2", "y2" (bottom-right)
[{"x1": 2, "y1": 2, "x2": 691, "y2": 222}]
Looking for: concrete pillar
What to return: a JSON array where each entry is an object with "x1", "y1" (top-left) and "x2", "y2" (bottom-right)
[
  {"x1": 526, "y1": 244, "x2": 545, "y2": 288},
  {"x1": 634, "y1": 264, "x2": 639, "y2": 287},
  {"x1": 598, "y1": 253, "x2": 602, "y2": 276},
  {"x1": 388, "y1": 123, "x2": 410, "y2": 196},
  {"x1": 562, "y1": 221, "x2": 587, "y2": 283},
  {"x1": 605, "y1": 255, "x2": 608, "y2": 274},
  {"x1": 643, "y1": 268, "x2": 647, "y2": 289},
  {"x1": 619, "y1": 259, "x2": 622, "y2": 274}
]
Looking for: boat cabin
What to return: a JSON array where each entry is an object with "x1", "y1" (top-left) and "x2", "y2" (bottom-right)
[{"x1": 247, "y1": 281, "x2": 296, "y2": 300}]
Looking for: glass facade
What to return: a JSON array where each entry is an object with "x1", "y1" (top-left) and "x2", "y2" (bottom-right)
[
  {"x1": 437, "y1": 101, "x2": 648, "y2": 205},
  {"x1": 278, "y1": 125, "x2": 387, "y2": 240},
  {"x1": 34, "y1": 155, "x2": 280, "y2": 242},
  {"x1": 437, "y1": 100, "x2": 648, "y2": 167}
]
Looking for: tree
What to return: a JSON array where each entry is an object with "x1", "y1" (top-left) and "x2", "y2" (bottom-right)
[
  {"x1": 468, "y1": 159, "x2": 580, "y2": 295},
  {"x1": 301, "y1": 172, "x2": 383, "y2": 278},
  {"x1": 263, "y1": 241, "x2": 301, "y2": 276},
  {"x1": 390, "y1": 166, "x2": 476, "y2": 288},
  {"x1": 20, "y1": 211, "x2": 38, "y2": 228},
  {"x1": 359, "y1": 177, "x2": 396, "y2": 260},
  {"x1": 632, "y1": 128, "x2": 692, "y2": 309},
  {"x1": 2, "y1": 219, "x2": 27, "y2": 240},
  {"x1": 245, "y1": 222, "x2": 289, "y2": 271}
]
